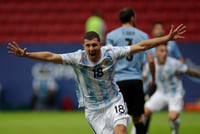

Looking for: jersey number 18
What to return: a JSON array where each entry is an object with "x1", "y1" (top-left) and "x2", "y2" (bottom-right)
[{"x1": 93, "y1": 67, "x2": 103, "y2": 78}]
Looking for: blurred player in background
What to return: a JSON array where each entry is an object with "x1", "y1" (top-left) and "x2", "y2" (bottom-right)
[
  {"x1": 31, "y1": 64, "x2": 58, "y2": 110},
  {"x1": 106, "y1": 7, "x2": 155, "y2": 134},
  {"x1": 85, "y1": 9, "x2": 106, "y2": 43},
  {"x1": 143, "y1": 43, "x2": 200, "y2": 134},
  {"x1": 152, "y1": 21, "x2": 184, "y2": 63},
  {"x1": 142, "y1": 22, "x2": 186, "y2": 133}
]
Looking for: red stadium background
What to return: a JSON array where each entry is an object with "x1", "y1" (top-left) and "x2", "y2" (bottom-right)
[{"x1": 0, "y1": 0, "x2": 199, "y2": 43}]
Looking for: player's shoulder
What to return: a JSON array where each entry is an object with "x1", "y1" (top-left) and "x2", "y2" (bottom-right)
[
  {"x1": 107, "y1": 26, "x2": 149, "y2": 40},
  {"x1": 131, "y1": 28, "x2": 149, "y2": 40},
  {"x1": 167, "y1": 57, "x2": 180, "y2": 64},
  {"x1": 107, "y1": 27, "x2": 123, "y2": 36},
  {"x1": 102, "y1": 44, "x2": 128, "y2": 54},
  {"x1": 61, "y1": 49, "x2": 84, "y2": 64},
  {"x1": 102, "y1": 44, "x2": 115, "y2": 51},
  {"x1": 101, "y1": 45, "x2": 117, "y2": 57},
  {"x1": 72, "y1": 49, "x2": 88, "y2": 60},
  {"x1": 134, "y1": 27, "x2": 148, "y2": 36},
  {"x1": 62, "y1": 49, "x2": 82, "y2": 56},
  {"x1": 167, "y1": 57, "x2": 176, "y2": 61},
  {"x1": 72, "y1": 49, "x2": 84, "y2": 55},
  {"x1": 168, "y1": 40, "x2": 177, "y2": 46}
]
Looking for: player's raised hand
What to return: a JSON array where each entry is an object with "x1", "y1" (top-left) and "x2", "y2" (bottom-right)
[
  {"x1": 168, "y1": 24, "x2": 186, "y2": 40},
  {"x1": 7, "y1": 42, "x2": 28, "y2": 57}
]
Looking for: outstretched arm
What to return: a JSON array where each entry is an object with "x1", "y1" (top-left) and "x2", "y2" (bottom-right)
[
  {"x1": 129, "y1": 24, "x2": 186, "y2": 55},
  {"x1": 146, "y1": 53, "x2": 155, "y2": 87},
  {"x1": 7, "y1": 42, "x2": 63, "y2": 64},
  {"x1": 186, "y1": 68, "x2": 200, "y2": 78}
]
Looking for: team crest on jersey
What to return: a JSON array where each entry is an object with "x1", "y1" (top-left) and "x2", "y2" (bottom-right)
[{"x1": 101, "y1": 59, "x2": 111, "y2": 68}]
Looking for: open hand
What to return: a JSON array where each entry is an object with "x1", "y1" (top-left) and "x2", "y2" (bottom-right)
[
  {"x1": 7, "y1": 42, "x2": 28, "y2": 57},
  {"x1": 168, "y1": 24, "x2": 186, "y2": 40}
]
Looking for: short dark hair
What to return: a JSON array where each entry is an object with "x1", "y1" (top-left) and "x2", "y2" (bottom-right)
[
  {"x1": 83, "y1": 31, "x2": 101, "y2": 42},
  {"x1": 119, "y1": 7, "x2": 135, "y2": 23},
  {"x1": 156, "y1": 43, "x2": 168, "y2": 49}
]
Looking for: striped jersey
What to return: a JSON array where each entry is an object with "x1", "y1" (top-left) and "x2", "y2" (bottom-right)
[
  {"x1": 106, "y1": 26, "x2": 152, "y2": 81},
  {"x1": 143, "y1": 57, "x2": 188, "y2": 96},
  {"x1": 143, "y1": 41, "x2": 183, "y2": 92},
  {"x1": 60, "y1": 45, "x2": 130, "y2": 110}
]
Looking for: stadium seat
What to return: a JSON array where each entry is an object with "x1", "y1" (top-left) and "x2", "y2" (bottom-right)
[{"x1": 0, "y1": 0, "x2": 199, "y2": 43}]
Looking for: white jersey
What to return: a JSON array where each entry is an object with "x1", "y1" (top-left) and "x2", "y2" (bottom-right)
[
  {"x1": 61, "y1": 45, "x2": 130, "y2": 110},
  {"x1": 143, "y1": 57, "x2": 188, "y2": 97}
]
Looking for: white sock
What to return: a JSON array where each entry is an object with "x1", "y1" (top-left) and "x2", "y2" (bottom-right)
[
  {"x1": 142, "y1": 114, "x2": 149, "y2": 125},
  {"x1": 170, "y1": 118, "x2": 180, "y2": 134},
  {"x1": 130, "y1": 125, "x2": 136, "y2": 134}
]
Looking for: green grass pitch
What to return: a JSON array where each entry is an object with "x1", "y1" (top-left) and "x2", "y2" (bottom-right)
[{"x1": 0, "y1": 111, "x2": 199, "y2": 134}]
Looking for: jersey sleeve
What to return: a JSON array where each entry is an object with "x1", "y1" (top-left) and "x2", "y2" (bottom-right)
[
  {"x1": 174, "y1": 59, "x2": 188, "y2": 73},
  {"x1": 107, "y1": 45, "x2": 131, "y2": 59},
  {"x1": 60, "y1": 50, "x2": 82, "y2": 65}
]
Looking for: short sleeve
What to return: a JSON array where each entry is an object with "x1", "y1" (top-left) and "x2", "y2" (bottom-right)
[
  {"x1": 106, "y1": 45, "x2": 130, "y2": 59},
  {"x1": 177, "y1": 63, "x2": 188, "y2": 73},
  {"x1": 174, "y1": 59, "x2": 188, "y2": 73},
  {"x1": 60, "y1": 50, "x2": 82, "y2": 65}
]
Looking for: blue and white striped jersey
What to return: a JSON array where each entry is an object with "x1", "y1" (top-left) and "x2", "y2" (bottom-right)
[
  {"x1": 143, "y1": 41, "x2": 183, "y2": 92},
  {"x1": 60, "y1": 45, "x2": 130, "y2": 110},
  {"x1": 106, "y1": 26, "x2": 152, "y2": 81},
  {"x1": 143, "y1": 57, "x2": 188, "y2": 96}
]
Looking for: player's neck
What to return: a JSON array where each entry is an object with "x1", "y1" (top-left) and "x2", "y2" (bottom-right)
[
  {"x1": 122, "y1": 23, "x2": 133, "y2": 27},
  {"x1": 157, "y1": 60, "x2": 165, "y2": 65}
]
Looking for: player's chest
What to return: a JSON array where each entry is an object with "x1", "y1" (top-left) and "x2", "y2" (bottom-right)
[
  {"x1": 79, "y1": 57, "x2": 115, "y2": 78},
  {"x1": 156, "y1": 65, "x2": 175, "y2": 81}
]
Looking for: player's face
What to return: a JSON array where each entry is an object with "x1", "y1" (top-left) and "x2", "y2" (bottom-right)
[
  {"x1": 156, "y1": 44, "x2": 168, "y2": 64},
  {"x1": 152, "y1": 24, "x2": 165, "y2": 37},
  {"x1": 83, "y1": 38, "x2": 102, "y2": 62}
]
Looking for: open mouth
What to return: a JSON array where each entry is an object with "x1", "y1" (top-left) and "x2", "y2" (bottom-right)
[{"x1": 90, "y1": 52, "x2": 96, "y2": 57}]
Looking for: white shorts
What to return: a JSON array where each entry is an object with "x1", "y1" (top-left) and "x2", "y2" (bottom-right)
[
  {"x1": 145, "y1": 91, "x2": 184, "y2": 113},
  {"x1": 85, "y1": 96, "x2": 130, "y2": 134}
]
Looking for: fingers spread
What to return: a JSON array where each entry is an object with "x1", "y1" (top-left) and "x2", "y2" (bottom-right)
[
  {"x1": 8, "y1": 42, "x2": 17, "y2": 50},
  {"x1": 8, "y1": 51, "x2": 16, "y2": 54},
  {"x1": 12, "y1": 41, "x2": 19, "y2": 48},
  {"x1": 176, "y1": 24, "x2": 186, "y2": 33}
]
